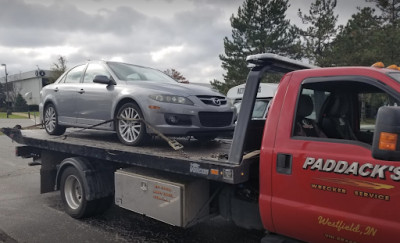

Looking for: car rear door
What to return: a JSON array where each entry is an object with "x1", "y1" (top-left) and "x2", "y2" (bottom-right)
[
  {"x1": 269, "y1": 75, "x2": 400, "y2": 243},
  {"x1": 55, "y1": 65, "x2": 85, "y2": 125}
]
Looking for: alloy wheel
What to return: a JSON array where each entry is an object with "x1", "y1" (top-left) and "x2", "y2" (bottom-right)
[
  {"x1": 118, "y1": 107, "x2": 142, "y2": 143},
  {"x1": 44, "y1": 106, "x2": 57, "y2": 133}
]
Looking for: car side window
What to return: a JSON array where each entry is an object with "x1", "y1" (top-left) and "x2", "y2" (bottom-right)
[
  {"x1": 64, "y1": 65, "x2": 85, "y2": 83},
  {"x1": 57, "y1": 74, "x2": 67, "y2": 84},
  {"x1": 83, "y1": 63, "x2": 111, "y2": 83}
]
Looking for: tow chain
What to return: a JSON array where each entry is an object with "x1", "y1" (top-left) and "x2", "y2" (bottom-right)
[
  {"x1": 136, "y1": 117, "x2": 183, "y2": 151},
  {"x1": 35, "y1": 117, "x2": 185, "y2": 151}
]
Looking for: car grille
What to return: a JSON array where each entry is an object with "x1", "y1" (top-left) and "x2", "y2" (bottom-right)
[
  {"x1": 198, "y1": 112, "x2": 233, "y2": 127},
  {"x1": 197, "y1": 96, "x2": 227, "y2": 106}
]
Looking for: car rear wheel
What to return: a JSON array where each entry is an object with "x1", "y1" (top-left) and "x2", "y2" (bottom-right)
[
  {"x1": 116, "y1": 102, "x2": 148, "y2": 146},
  {"x1": 43, "y1": 103, "x2": 66, "y2": 135}
]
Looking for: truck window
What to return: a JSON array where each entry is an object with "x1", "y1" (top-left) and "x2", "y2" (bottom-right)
[
  {"x1": 293, "y1": 88, "x2": 329, "y2": 137},
  {"x1": 358, "y1": 92, "x2": 398, "y2": 143},
  {"x1": 293, "y1": 80, "x2": 400, "y2": 145}
]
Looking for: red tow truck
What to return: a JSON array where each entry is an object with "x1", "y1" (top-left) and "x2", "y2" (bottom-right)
[{"x1": 2, "y1": 53, "x2": 400, "y2": 243}]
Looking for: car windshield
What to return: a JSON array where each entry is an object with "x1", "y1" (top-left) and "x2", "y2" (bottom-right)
[{"x1": 107, "y1": 62, "x2": 177, "y2": 83}]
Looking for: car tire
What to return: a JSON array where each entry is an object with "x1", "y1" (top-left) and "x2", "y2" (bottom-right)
[
  {"x1": 43, "y1": 103, "x2": 66, "y2": 135},
  {"x1": 116, "y1": 102, "x2": 148, "y2": 146},
  {"x1": 60, "y1": 166, "x2": 98, "y2": 218}
]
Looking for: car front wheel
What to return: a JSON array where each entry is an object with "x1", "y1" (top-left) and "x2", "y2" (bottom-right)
[
  {"x1": 43, "y1": 104, "x2": 66, "y2": 135},
  {"x1": 116, "y1": 102, "x2": 148, "y2": 146}
]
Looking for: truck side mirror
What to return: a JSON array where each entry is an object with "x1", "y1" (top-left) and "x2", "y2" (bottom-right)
[{"x1": 372, "y1": 106, "x2": 400, "y2": 161}]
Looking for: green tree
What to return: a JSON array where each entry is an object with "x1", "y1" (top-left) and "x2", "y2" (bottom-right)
[
  {"x1": 368, "y1": 0, "x2": 400, "y2": 23},
  {"x1": 14, "y1": 93, "x2": 28, "y2": 112},
  {"x1": 211, "y1": 0, "x2": 301, "y2": 94},
  {"x1": 164, "y1": 68, "x2": 189, "y2": 83},
  {"x1": 327, "y1": 7, "x2": 382, "y2": 66},
  {"x1": 49, "y1": 55, "x2": 68, "y2": 83},
  {"x1": 297, "y1": 0, "x2": 338, "y2": 66},
  {"x1": 367, "y1": 0, "x2": 400, "y2": 64}
]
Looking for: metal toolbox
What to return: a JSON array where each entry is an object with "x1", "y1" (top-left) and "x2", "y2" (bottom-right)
[{"x1": 115, "y1": 167, "x2": 209, "y2": 227}]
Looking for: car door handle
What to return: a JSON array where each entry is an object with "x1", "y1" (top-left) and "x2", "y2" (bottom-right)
[
  {"x1": 276, "y1": 153, "x2": 292, "y2": 175},
  {"x1": 78, "y1": 89, "x2": 85, "y2": 94},
  {"x1": 54, "y1": 87, "x2": 59, "y2": 92}
]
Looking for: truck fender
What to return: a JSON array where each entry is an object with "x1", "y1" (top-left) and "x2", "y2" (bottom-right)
[{"x1": 55, "y1": 157, "x2": 114, "y2": 201}]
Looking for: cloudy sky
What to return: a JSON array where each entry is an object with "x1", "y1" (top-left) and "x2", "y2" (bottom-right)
[{"x1": 0, "y1": 0, "x2": 373, "y2": 83}]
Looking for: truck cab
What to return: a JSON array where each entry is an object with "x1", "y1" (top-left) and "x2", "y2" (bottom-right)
[{"x1": 246, "y1": 55, "x2": 400, "y2": 242}]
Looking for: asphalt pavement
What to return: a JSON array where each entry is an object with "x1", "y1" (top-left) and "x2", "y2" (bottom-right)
[
  {"x1": 0, "y1": 118, "x2": 264, "y2": 243},
  {"x1": 0, "y1": 117, "x2": 39, "y2": 129}
]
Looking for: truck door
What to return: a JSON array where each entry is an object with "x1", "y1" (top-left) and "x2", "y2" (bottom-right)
[{"x1": 270, "y1": 75, "x2": 400, "y2": 243}]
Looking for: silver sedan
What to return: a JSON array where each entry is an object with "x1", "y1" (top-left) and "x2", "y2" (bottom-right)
[{"x1": 39, "y1": 61, "x2": 236, "y2": 146}]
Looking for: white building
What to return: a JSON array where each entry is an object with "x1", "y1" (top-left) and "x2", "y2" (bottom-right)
[{"x1": 0, "y1": 70, "x2": 56, "y2": 106}]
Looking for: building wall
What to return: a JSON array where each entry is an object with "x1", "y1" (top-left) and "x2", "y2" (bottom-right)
[
  {"x1": 12, "y1": 78, "x2": 42, "y2": 105},
  {"x1": 0, "y1": 70, "x2": 56, "y2": 106}
]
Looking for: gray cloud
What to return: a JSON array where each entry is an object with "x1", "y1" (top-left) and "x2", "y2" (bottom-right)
[{"x1": 0, "y1": 0, "x2": 372, "y2": 84}]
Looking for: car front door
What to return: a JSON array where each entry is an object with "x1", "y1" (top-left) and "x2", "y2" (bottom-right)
[
  {"x1": 75, "y1": 63, "x2": 117, "y2": 129},
  {"x1": 270, "y1": 76, "x2": 400, "y2": 243}
]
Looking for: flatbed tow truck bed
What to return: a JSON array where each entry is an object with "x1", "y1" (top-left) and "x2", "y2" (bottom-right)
[{"x1": 1, "y1": 127, "x2": 253, "y2": 184}]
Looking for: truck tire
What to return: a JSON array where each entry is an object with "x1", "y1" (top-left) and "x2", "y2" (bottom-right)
[
  {"x1": 60, "y1": 166, "x2": 97, "y2": 218},
  {"x1": 116, "y1": 102, "x2": 148, "y2": 146},
  {"x1": 43, "y1": 103, "x2": 66, "y2": 135}
]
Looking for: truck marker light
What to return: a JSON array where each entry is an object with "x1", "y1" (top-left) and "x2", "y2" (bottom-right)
[
  {"x1": 387, "y1": 64, "x2": 399, "y2": 70},
  {"x1": 379, "y1": 132, "x2": 397, "y2": 151},
  {"x1": 371, "y1": 62, "x2": 384, "y2": 68},
  {"x1": 210, "y1": 169, "x2": 219, "y2": 175}
]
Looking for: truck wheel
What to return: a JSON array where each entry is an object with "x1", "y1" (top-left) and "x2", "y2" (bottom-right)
[
  {"x1": 43, "y1": 104, "x2": 66, "y2": 135},
  {"x1": 60, "y1": 166, "x2": 97, "y2": 218},
  {"x1": 116, "y1": 103, "x2": 148, "y2": 146}
]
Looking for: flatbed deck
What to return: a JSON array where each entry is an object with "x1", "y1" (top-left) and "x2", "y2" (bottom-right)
[{"x1": 1, "y1": 127, "x2": 254, "y2": 184}]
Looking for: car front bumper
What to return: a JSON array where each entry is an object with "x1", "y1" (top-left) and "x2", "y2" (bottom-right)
[{"x1": 142, "y1": 99, "x2": 236, "y2": 136}]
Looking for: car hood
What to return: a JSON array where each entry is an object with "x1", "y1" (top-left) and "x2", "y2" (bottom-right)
[{"x1": 125, "y1": 81, "x2": 224, "y2": 97}]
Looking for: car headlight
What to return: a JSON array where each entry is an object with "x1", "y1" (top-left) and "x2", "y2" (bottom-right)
[{"x1": 149, "y1": 94, "x2": 194, "y2": 105}]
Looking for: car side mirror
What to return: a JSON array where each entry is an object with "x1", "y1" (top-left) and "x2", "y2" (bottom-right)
[
  {"x1": 93, "y1": 75, "x2": 116, "y2": 85},
  {"x1": 372, "y1": 106, "x2": 400, "y2": 161}
]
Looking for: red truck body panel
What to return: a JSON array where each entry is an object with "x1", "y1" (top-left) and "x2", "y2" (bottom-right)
[{"x1": 259, "y1": 67, "x2": 400, "y2": 242}]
